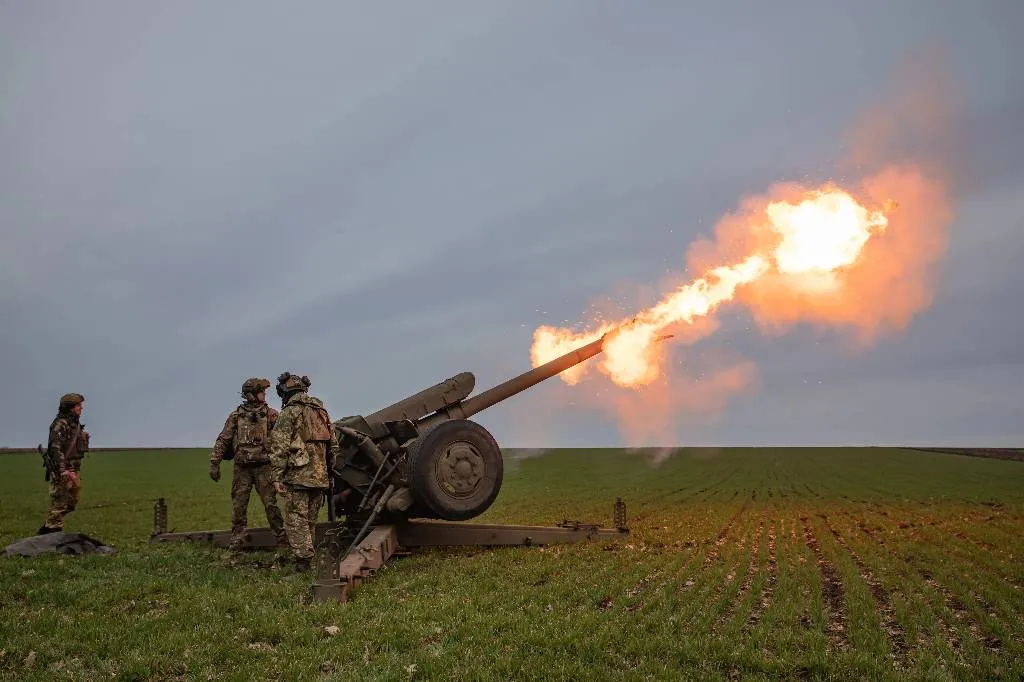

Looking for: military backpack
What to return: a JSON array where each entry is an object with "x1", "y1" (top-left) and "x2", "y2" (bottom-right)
[{"x1": 229, "y1": 405, "x2": 272, "y2": 464}]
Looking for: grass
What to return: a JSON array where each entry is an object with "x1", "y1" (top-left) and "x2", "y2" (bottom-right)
[{"x1": 0, "y1": 446, "x2": 1022, "y2": 681}]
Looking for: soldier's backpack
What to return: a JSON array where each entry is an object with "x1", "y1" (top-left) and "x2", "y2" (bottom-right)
[
  {"x1": 231, "y1": 406, "x2": 271, "y2": 463},
  {"x1": 301, "y1": 402, "x2": 333, "y2": 443}
]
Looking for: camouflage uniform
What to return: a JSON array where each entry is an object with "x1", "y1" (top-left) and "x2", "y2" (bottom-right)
[
  {"x1": 268, "y1": 372, "x2": 341, "y2": 569},
  {"x1": 40, "y1": 393, "x2": 90, "y2": 534},
  {"x1": 210, "y1": 378, "x2": 287, "y2": 550}
]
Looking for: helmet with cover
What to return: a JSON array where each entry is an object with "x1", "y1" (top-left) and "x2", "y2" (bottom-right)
[
  {"x1": 241, "y1": 377, "x2": 271, "y2": 402},
  {"x1": 58, "y1": 393, "x2": 84, "y2": 412},
  {"x1": 275, "y1": 372, "x2": 310, "y2": 399}
]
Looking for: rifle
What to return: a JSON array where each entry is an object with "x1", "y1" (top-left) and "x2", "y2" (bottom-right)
[
  {"x1": 38, "y1": 444, "x2": 51, "y2": 481},
  {"x1": 40, "y1": 423, "x2": 81, "y2": 482}
]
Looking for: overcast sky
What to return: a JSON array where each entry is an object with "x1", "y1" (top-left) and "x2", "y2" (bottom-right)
[{"x1": 2, "y1": 1, "x2": 1022, "y2": 449}]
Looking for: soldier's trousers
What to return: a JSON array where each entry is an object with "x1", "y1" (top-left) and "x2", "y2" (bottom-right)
[
  {"x1": 45, "y1": 473, "x2": 82, "y2": 529},
  {"x1": 230, "y1": 463, "x2": 286, "y2": 546},
  {"x1": 283, "y1": 487, "x2": 324, "y2": 560}
]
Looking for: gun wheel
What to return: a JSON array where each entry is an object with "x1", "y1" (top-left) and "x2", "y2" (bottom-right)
[{"x1": 407, "y1": 419, "x2": 503, "y2": 521}]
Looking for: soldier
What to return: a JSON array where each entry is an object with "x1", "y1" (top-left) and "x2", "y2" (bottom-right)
[
  {"x1": 210, "y1": 378, "x2": 287, "y2": 551},
  {"x1": 38, "y1": 393, "x2": 90, "y2": 535},
  {"x1": 268, "y1": 372, "x2": 340, "y2": 572}
]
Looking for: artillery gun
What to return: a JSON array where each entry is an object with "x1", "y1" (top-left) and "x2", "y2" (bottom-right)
[
  {"x1": 152, "y1": 330, "x2": 664, "y2": 601},
  {"x1": 328, "y1": 333, "x2": 615, "y2": 527}
]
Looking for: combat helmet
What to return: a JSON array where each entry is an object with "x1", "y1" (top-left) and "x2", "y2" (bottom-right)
[
  {"x1": 241, "y1": 377, "x2": 271, "y2": 401},
  {"x1": 58, "y1": 393, "x2": 84, "y2": 411},
  {"x1": 275, "y1": 372, "x2": 311, "y2": 399}
]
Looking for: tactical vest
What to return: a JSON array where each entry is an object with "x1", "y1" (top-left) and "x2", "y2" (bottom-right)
[
  {"x1": 53, "y1": 417, "x2": 89, "y2": 471},
  {"x1": 231, "y1": 406, "x2": 271, "y2": 464},
  {"x1": 72, "y1": 429, "x2": 90, "y2": 465},
  {"x1": 282, "y1": 397, "x2": 333, "y2": 486},
  {"x1": 299, "y1": 401, "x2": 333, "y2": 443}
]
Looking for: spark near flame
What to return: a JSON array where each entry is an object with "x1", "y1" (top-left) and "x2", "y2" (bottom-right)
[{"x1": 530, "y1": 185, "x2": 899, "y2": 388}]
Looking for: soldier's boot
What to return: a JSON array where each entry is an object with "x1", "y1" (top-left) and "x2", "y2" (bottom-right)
[
  {"x1": 294, "y1": 557, "x2": 312, "y2": 573},
  {"x1": 37, "y1": 525, "x2": 60, "y2": 535},
  {"x1": 227, "y1": 515, "x2": 248, "y2": 551}
]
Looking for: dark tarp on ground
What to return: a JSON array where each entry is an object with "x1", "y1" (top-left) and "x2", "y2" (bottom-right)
[{"x1": 3, "y1": 531, "x2": 116, "y2": 557}]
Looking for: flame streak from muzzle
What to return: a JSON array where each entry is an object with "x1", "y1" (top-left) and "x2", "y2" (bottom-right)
[{"x1": 530, "y1": 186, "x2": 896, "y2": 388}]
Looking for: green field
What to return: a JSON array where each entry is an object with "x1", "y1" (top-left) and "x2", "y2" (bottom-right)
[{"x1": 1, "y1": 447, "x2": 1022, "y2": 681}]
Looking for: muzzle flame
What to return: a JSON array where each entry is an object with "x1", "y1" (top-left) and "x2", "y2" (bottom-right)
[{"x1": 530, "y1": 186, "x2": 897, "y2": 387}]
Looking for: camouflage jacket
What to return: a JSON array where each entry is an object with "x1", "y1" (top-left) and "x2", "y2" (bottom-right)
[
  {"x1": 48, "y1": 414, "x2": 89, "y2": 474},
  {"x1": 268, "y1": 393, "x2": 340, "y2": 490},
  {"x1": 211, "y1": 401, "x2": 279, "y2": 466}
]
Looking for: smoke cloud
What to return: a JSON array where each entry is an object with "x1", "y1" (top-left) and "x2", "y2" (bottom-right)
[{"x1": 538, "y1": 47, "x2": 962, "y2": 446}]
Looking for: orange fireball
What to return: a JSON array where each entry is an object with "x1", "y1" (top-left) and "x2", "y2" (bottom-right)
[{"x1": 530, "y1": 184, "x2": 898, "y2": 388}]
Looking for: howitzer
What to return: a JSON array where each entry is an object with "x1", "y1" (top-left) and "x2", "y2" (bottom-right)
[
  {"x1": 151, "y1": 329, "x2": 663, "y2": 602},
  {"x1": 329, "y1": 330, "x2": 670, "y2": 525}
]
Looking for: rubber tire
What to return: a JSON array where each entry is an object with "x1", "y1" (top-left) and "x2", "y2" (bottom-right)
[{"x1": 407, "y1": 419, "x2": 503, "y2": 521}]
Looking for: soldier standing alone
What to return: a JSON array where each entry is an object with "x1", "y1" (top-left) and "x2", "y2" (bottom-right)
[
  {"x1": 268, "y1": 372, "x2": 340, "y2": 572},
  {"x1": 38, "y1": 393, "x2": 90, "y2": 535},
  {"x1": 210, "y1": 378, "x2": 288, "y2": 550}
]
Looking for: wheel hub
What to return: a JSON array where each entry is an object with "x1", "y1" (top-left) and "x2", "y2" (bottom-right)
[{"x1": 437, "y1": 441, "x2": 484, "y2": 497}]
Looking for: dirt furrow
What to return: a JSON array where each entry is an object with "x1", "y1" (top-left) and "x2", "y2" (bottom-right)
[
  {"x1": 841, "y1": 508, "x2": 1004, "y2": 655},
  {"x1": 716, "y1": 518, "x2": 763, "y2": 631},
  {"x1": 689, "y1": 467, "x2": 743, "y2": 504},
  {"x1": 852, "y1": 516, "x2": 885, "y2": 546},
  {"x1": 917, "y1": 567, "x2": 1004, "y2": 654},
  {"x1": 700, "y1": 501, "x2": 750, "y2": 570},
  {"x1": 820, "y1": 514, "x2": 911, "y2": 667},
  {"x1": 632, "y1": 502, "x2": 750, "y2": 610},
  {"x1": 744, "y1": 522, "x2": 777, "y2": 632},
  {"x1": 623, "y1": 569, "x2": 664, "y2": 612},
  {"x1": 641, "y1": 500, "x2": 753, "y2": 605},
  {"x1": 801, "y1": 515, "x2": 849, "y2": 652},
  {"x1": 910, "y1": 524, "x2": 1024, "y2": 591},
  {"x1": 630, "y1": 484, "x2": 706, "y2": 523}
]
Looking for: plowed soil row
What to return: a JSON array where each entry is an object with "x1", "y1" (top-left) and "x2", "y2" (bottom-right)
[
  {"x1": 716, "y1": 518, "x2": 763, "y2": 631},
  {"x1": 819, "y1": 513, "x2": 910, "y2": 667},
  {"x1": 744, "y1": 522, "x2": 777, "y2": 633},
  {"x1": 839, "y1": 507, "x2": 1004, "y2": 655},
  {"x1": 701, "y1": 501, "x2": 750, "y2": 569},
  {"x1": 917, "y1": 566, "x2": 1003, "y2": 654},
  {"x1": 800, "y1": 515, "x2": 849, "y2": 652}
]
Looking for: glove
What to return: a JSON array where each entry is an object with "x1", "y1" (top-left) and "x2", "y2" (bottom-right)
[{"x1": 209, "y1": 462, "x2": 220, "y2": 482}]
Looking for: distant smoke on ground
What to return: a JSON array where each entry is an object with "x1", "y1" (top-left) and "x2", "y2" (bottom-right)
[
  {"x1": 501, "y1": 447, "x2": 553, "y2": 473},
  {"x1": 625, "y1": 446, "x2": 679, "y2": 467},
  {"x1": 503, "y1": 448, "x2": 552, "y2": 460}
]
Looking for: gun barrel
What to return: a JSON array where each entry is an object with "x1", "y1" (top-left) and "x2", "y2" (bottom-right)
[
  {"x1": 462, "y1": 336, "x2": 606, "y2": 417},
  {"x1": 416, "y1": 334, "x2": 606, "y2": 432}
]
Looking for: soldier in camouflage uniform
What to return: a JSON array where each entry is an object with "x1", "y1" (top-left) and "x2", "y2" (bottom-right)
[
  {"x1": 38, "y1": 393, "x2": 90, "y2": 534},
  {"x1": 210, "y1": 378, "x2": 287, "y2": 550},
  {"x1": 268, "y1": 372, "x2": 341, "y2": 571}
]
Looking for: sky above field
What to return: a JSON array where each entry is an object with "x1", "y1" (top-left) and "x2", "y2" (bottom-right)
[{"x1": 2, "y1": 1, "x2": 1022, "y2": 449}]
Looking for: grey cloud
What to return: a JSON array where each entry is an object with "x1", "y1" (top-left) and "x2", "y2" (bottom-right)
[{"x1": 2, "y1": 1, "x2": 1023, "y2": 448}]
